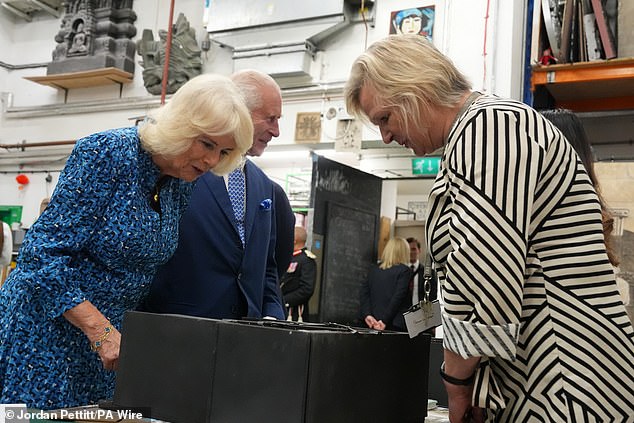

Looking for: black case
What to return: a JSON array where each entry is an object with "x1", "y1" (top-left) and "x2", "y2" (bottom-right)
[
  {"x1": 112, "y1": 311, "x2": 430, "y2": 423},
  {"x1": 427, "y1": 337, "x2": 449, "y2": 407}
]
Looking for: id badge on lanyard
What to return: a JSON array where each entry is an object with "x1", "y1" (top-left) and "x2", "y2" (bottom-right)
[{"x1": 403, "y1": 253, "x2": 441, "y2": 338}]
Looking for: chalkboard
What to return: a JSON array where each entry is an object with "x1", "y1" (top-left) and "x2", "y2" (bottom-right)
[
  {"x1": 310, "y1": 155, "x2": 382, "y2": 235},
  {"x1": 320, "y1": 203, "x2": 377, "y2": 325}
]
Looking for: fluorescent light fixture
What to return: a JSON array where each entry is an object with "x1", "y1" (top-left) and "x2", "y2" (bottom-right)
[{"x1": 256, "y1": 150, "x2": 311, "y2": 160}]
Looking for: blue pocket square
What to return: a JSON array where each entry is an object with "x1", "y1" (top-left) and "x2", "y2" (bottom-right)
[{"x1": 259, "y1": 199, "x2": 272, "y2": 210}]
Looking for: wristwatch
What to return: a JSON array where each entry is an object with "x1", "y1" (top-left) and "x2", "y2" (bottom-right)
[{"x1": 440, "y1": 362, "x2": 476, "y2": 386}]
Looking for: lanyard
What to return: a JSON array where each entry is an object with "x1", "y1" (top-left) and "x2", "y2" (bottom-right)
[{"x1": 422, "y1": 252, "x2": 432, "y2": 303}]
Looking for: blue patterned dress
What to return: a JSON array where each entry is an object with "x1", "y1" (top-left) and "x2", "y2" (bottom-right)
[{"x1": 0, "y1": 127, "x2": 193, "y2": 409}]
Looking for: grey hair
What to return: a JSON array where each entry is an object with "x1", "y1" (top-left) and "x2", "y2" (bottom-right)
[
  {"x1": 231, "y1": 69, "x2": 280, "y2": 111},
  {"x1": 344, "y1": 34, "x2": 471, "y2": 135}
]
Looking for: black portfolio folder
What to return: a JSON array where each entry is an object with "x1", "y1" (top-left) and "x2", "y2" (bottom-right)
[{"x1": 112, "y1": 311, "x2": 430, "y2": 423}]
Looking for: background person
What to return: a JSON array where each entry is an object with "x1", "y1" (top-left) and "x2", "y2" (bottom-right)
[
  {"x1": 540, "y1": 108, "x2": 619, "y2": 267},
  {"x1": 344, "y1": 34, "x2": 634, "y2": 422},
  {"x1": 0, "y1": 221, "x2": 11, "y2": 265},
  {"x1": 0, "y1": 221, "x2": 12, "y2": 278},
  {"x1": 406, "y1": 237, "x2": 438, "y2": 306},
  {"x1": 142, "y1": 69, "x2": 294, "y2": 320},
  {"x1": 280, "y1": 226, "x2": 316, "y2": 322},
  {"x1": 406, "y1": 237, "x2": 439, "y2": 336},
  {"x1": 0, "y1": 73, "x2": 253, "y2": 410},
  {"x1": 541, "y1": 108, "x2": 630, "y2": 311},
  {"x1": 39, "y1": 197, "x2": 51, "y2": 216},
  {"x1": 360, "y1": 237, "x2": 412, "y2": 332}
]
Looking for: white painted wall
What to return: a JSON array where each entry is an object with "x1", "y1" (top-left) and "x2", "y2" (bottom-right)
[{"x1": 0, "y1": 0, "x2": 528, "y2": 226}]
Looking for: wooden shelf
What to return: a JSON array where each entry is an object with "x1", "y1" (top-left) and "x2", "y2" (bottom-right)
[
  {"x1": 24, "y1": 67, "x2": 133, "y2": 90},
  {"x1": 531, "y1": 58, "x2": 634, "y2": 112}
]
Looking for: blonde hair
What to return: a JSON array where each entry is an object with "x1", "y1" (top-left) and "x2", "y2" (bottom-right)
[
  {"x1": 344, "y1": 34, "x2": 471, "y2": 136},
  {"x1": 379, "y1": 237, "x2": 410, "y2": 269},
  {"x1": 138, "y1": 73, "x2": 253, "y2": 175}
]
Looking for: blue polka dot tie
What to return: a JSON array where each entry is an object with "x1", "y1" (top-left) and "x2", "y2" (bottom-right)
[{"x1": 228, "y1": 168, "x2": 246, "y2": 245}]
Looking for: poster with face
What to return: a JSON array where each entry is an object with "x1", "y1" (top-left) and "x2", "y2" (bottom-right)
[{"x1": 389, "y1": 6, "x2": 435, "y2": 41}]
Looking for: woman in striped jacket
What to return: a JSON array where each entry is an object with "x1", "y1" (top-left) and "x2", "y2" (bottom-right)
[{"x1": 344, "y1": 34, "x2": 634, "y2": 422}]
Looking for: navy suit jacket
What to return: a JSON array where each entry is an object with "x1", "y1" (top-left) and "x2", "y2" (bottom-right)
[
  {"x1": 272, "y1": 181, "x2": 294, "y2": 278},
  {"x1": 359, "y1": 264, "x2": 412, "y2": 331},
  {"x1": 141, "y1": 160, "x2": 289, "y2": 319}
]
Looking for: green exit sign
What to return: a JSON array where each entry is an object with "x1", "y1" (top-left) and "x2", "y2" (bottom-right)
[{"x1": 412, "y1": 157, "x2": 441, "y2": 176}]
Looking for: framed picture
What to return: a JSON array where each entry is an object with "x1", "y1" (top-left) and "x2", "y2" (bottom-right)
[
  {"x1": 389, "y1": 6, "x2": 435, "y2": 41},
  {"x1": 285, "y1": 172, "x2": 312, "y2": 210},
  {"x1": 407, "y1": 201, "x2": 428, "y2": 221},
  {"x1": 295, "y1": 112, "x2": 322, "y2": 142}
]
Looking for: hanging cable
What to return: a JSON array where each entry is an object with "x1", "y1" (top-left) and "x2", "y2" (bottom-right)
[
  {"x1": 0, "y1": 140, "x2": 76, "y2": 150},
  {"x1": 361, "y1": 0, "x2": 368, "y2": 50},
  {"x1": 482, "y1": 0, "x2": 492, "y2": 91},
  {"x1": 0, "y1": 170, "x2": 61, "y2": 175},
  {"x1": 160, "y1": 0, "x2": 177, "y2": 105}
]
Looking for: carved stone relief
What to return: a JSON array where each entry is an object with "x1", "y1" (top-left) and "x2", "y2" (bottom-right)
[
  {"x1": 136, "y1": 13, "x2": 202, "y2": 95},
  {"x1": 48, "y1": 0, "x2": 137, "y2": 75}
]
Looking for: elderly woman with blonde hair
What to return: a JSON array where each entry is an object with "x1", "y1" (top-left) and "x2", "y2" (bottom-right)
[
  {"x1": 0, "y1": 73, "x2": 253, "y2": 410},
  {"x1": 360, "y1": 237, "x2": 412, "y2": 332}
]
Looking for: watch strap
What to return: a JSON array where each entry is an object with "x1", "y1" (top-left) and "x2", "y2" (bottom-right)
[{"x1": 440, "y1": 362, "x2": 476, "y2": 386}]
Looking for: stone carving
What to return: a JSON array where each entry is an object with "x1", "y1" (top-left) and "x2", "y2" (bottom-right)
[
  {"x1": 136, "y1": 13, "x2": 202, "y2": 95},
  {"x1": 68, "y1": 21, "x2": 88, "y2": 55},
  {"x1": 48, "y1": 0, "x2": 137, "y2": 75}
]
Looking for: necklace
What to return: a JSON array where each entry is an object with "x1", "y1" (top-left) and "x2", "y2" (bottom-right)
[{"x1": 149, "y1": 175, "x2": 169, "y2": 213}]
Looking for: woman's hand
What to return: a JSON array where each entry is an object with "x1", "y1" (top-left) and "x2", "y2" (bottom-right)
[
  {"x1": 445, "y1": 383, "x2": 483, "y2": 422},
  {"x1": 365, "y1": 315, "x2": 378, "y2": 328},
  {"x1": 365, "y1": 315, "x2": 387, "y2": 330},
  {"x1": 374, "y1": 320, "x2": 386, "y2": 331},
  {"x1": 63, "y1": 300, "x2": 122, "y2": 371},
  {"x1": 95, "y1": 326, "x2": 121, "y2": 371},
  {"x1": 443, "y1": 351, "x2": 483, "y2": 422}
]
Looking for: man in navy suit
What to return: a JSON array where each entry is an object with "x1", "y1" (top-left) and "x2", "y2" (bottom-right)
[
  {"x1": 406, "y1": 237, "x2": 438, "y2": 305},
  {"x1": 141, "y1": 70, "x2": 294, "y2": 319}
]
